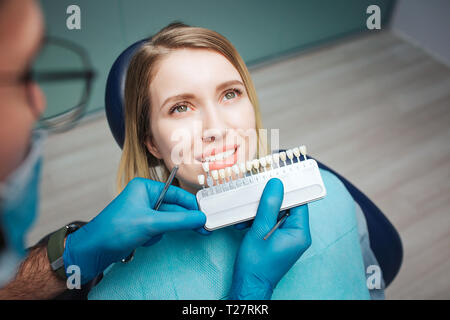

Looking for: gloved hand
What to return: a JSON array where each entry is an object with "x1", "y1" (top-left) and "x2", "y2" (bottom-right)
[
  {"x1": 229, "y1": 178, "x2": 311, "y2": 300},
  {"x1": 63, "y1": 177, "x2": 206, "y2": 284}
]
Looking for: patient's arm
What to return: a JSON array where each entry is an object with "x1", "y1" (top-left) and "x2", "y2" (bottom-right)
[{"x1": 0, "y1": 244, "x2": 66, "y2": 299}]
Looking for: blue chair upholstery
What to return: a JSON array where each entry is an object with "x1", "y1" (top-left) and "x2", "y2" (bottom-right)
[
  {"x1": 104, "y1": 39, "x2": 403, "y2": 287},
  {"x1": 105, "y1": 39, "x2": 147, "y2": 149}
]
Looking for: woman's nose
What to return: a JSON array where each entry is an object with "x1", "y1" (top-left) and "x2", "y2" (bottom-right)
[{"x1": 201, "y1": 102, "x2": 227, "y2": 143}]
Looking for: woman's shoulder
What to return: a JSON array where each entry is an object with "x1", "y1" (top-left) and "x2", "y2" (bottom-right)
[{"x1": 306, "y1": 168, "x2": 359, "y2": 250}]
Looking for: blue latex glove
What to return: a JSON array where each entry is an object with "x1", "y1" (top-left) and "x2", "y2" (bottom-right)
[
  {"x1": 63, "y1": 177, "x2": 206, "y2": 284},
  {"x1": 229, "y1": 178, "x2": 311, "y2": 300}
]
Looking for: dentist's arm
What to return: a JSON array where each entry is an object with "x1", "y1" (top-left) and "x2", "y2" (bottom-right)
[
  {"x1": 0, "y1": 244, "x2": 66, "y2": 299},
  {"x1": 0, "y1": 178, "x2": 206, "y2": 299},
  {"x1": 229, "y1": 178, "x2": 311, "y2": 300}
]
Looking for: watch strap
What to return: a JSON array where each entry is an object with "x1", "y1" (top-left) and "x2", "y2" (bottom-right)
[{"x1": 47, "y1": 226, "x2": 70, "y2": 280}]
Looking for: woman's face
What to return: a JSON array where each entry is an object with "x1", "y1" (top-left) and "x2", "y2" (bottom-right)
[{"x1": 146, "y1": 48, "x2": 257, "y2": 193}]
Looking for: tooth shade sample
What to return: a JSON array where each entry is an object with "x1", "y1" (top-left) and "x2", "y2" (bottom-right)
[
  {"x1": 265, "y1": 155, "x2": 273, "y2": 165},
  {"x1": 246, "y1": 161, "x2": 253, "y2": 172},
  {"x1": 252, "y1": 159, "x2": 260, "y2": 170},
  {"x1": 273, "y1": 153, "x2": 280, "y2": 164},
  {"x1": 197, "y1": 175, "x2": 205, "y2": 185},
  {"x1": 293, "y1": 147, "x2": 300, "y2": 158},
  {"x1": 211, "y1": 170, "x2": 219, "y2": 181},
  {"x1": 239, "y1": 163, "x2": 246, "y2": 174},
  {"x1": 219, "y1": 169, "x2": 225, "y2": 180},
  {"x1": 202, "y1": 162, "x2": 210, "y2": 173},
  {"x1": 279, "y1": 151, "x2": 287, "y2": 162},
  {"x1": 225, "y1": 166, "x2": 232, "y2": 178},
  {"x1": 259, "y1": 157, "x2": 267, "y2": 167},
  {"x1": 232, "y1": 164, "x2": 240, "y2": 175},
  {"x1": 299, "y1": 145, "x2": 307, "y2": 156},
  {"x1": 286, "y1": 149, "x2": 294, "y2": 160}
]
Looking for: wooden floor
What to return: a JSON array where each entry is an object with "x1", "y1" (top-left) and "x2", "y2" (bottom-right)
[{"x1": 28, "y1": 31, "x2": 450, "y2": 299}]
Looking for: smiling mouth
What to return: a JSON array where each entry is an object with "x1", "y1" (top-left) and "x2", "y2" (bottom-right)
[
  {"x1": 200, "y1": 146, "x2": 239, "y2": 171},
  {"x1": 203, "y1": 147, "x2": 236, "y2": 163}
]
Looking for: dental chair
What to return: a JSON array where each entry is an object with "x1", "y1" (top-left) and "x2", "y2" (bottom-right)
[{"x1": 104, "y1": 39, "x2": 403, "y2": 288}]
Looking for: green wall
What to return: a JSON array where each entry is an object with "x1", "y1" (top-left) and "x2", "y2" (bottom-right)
[{"x1": 39, "y1": 0, "x2": 395, "y2": 118}]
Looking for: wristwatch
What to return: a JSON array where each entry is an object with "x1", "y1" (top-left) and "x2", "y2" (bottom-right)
[{"x1": 47, "y1": 223, "x2": 81, "y2": 280}]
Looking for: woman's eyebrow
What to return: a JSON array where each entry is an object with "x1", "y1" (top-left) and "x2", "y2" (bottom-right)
[
  {"x1": 216, "y1": 79, "x2": 244, "y2": 92},
  {"x1": 160, "y1": 80, "x2": 244, "y2": 110}
]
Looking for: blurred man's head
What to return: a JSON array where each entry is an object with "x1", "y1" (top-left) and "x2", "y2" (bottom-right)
[{"x1": 0, "y1": 0, "x2": 46, "y2": 181}]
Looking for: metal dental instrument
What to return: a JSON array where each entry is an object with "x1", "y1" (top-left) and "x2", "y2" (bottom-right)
[
  {"x1": 153, "y1": 165, "x2": 179, "y2": 210},
  {"x1": 121, "y1": 165, "x2": 179, "y2": 263},
  {"x1": 263, "y1": 211, "x2": 290, "y2": 241}
]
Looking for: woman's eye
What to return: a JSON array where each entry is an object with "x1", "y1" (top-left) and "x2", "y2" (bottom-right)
[
  {"x1": 225, "y1": 91, "x2": 236, "y2": 100},
  {"x1": 171, "y1": 104, "x2": 190, "y2": 113},
  {"x1": 223, "y1": 89, "x2": 241, "y2": 102}
]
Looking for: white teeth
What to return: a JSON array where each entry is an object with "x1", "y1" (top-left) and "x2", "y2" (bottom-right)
[
  {"x1": 203, "y1": 149, "x2": 236, "y2": 163},
  {"x1": 293, "y1": 147, "x2": 300, "y2": 158},
  {"x1": 197, "y1": 175, "x2": 205, "y2": 185},
  {"x1": 211, "y1": 170, "x2": 219, "y2": 181},
  {"x1": 202, "y1": 162, "x2": 210, "y2": 173},
  {"x1": 265, "y1": 155, "x2": 273, "y2": 165},
  {"x1": 232, "y1": 164, "x2": 240, "y2": 175},
  {"x1": 279, "y1": 151, "x2": 287, "y2": 162}
]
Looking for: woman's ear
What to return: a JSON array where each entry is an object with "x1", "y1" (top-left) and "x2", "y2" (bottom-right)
[{"x1": 145, "y1": 135, "x2": 163, "y2": 160}]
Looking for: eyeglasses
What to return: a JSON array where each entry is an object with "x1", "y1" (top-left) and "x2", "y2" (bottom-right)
[{"x1": 0, "y1": 37, "x2": 96, "y2": 132}]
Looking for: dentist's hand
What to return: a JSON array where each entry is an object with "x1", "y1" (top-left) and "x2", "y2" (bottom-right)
[
  {"x1": 229, "y1": 178, "x2": 311, "y2": 300},
  {"x1": 63, "y1": 177, "x2": 206, "y2": 284}
]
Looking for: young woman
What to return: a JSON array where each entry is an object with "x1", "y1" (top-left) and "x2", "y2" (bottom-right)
[{"x1": 89, "y1": 23, "x2": 381, "y2": 300}]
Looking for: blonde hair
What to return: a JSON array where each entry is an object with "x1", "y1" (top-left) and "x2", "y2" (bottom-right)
[{"x1": 117, "y1": 22, "x2": 266, "y2": 193}]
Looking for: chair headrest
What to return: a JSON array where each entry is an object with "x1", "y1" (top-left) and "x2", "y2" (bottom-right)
[{"x1": 105, "y1": 39, "x2": 148, "y2": 149}]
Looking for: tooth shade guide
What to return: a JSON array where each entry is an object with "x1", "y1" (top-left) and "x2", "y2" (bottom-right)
[
  {"x1": 202, "y1": 147, "x2": 311, "y2": 190},
  {"x1": 259, "y1": 157, "x2": 267, "y2": 170},
  {"x1": 225, "y1": 167, "x2": 232, "y2": 181},
  {"x1": 238, "y1": 163, "x2": 246, "y2": 177},
  {"x1": 218, "y1": 169, "x2": 226, "y2": 183},
  {"x1": 196, "y1": 153, "x2": 326, "y2": 231},
  {"x1": 279, "y1": 152, "x2": 287, "y2": 166},
  {"x1": 299, "y1": 145, "x2": 307, "y2": 160},
  {"x1": 293, "y1": 147, "x2": 301, "y2": 162},
  {"x1": 246, "y1": 161, "x2": 253, "y2": 175},
  {"x1": 286, "y1": 149, "x2": 294, "y2": 161},
  {"x1": 272, "y1": 153, "x2": 280, "y2": 167},
  {"x1": 232, "y1": 165, "x2": 240, "y2": 179},
  {"x1": 265, "y1": 155, "x2": 273, "y2": 168},
  {"x1": 211, "y1": 170, "x2": 219, "y2": 185},
  {"x1": 252, "y1": 159, "x2": 260, "y2": 173}
]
